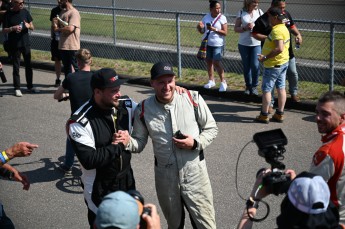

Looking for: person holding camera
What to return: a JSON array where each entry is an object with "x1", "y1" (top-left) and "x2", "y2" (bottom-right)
[
  {"x1": 117, "y1": 62, "x2": 218, "y2": 228},
  {"x1": 94, "y1": 190, "x2": 161, "y2": 229},
  {"x1": 309, "y1": 91, "x2": 345, "y2": 223},
  {"x1": 237, "y1": 170, "x2": 344, "y2": 229}
]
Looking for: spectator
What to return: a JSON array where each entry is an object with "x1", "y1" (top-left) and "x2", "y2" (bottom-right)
[
  {"x1": 120, "y1": 62, "x2": 218, "y2": 228},
  {"x1": 54, "y1": 48, "x2": 93, "y2": 174},
  {"x1": 0, "y1": 0, "x2": 12, "y2": 60},
  {"x1": 197, "y1": 0, "x2": 228, "y2": 92},
  {"x1": 0, "y1": 141, "x2": 38, "y2": 229},
  {"x1": 50, "y1": 0, "x2": 63, "y2": 87},
  {"x1": 3, "y1": 0, "x2": 38, "y2": 97},
  {"x1": 309, "y1": 91, "x2": 345, "y2": 223},
  {"x1": 234, "y1": 0, "x2": 263, "y2": 96},
  {"x1": 237, "y1": 171, "x2": 343, "y2": 229},
  {"x1": 67, "y1": 68, "x2": 137, "y2": 227},
  {"x1": 52, "y1": 0, "x2": 80, "y2": 78},
  {"x1": 94, "y1": 190, "x2": 161, "y2": 229},
  {"x1": 252, "y1": 0, "x2": 303, "y2": 111},
  {"x1": 255, "y1": 7, "x2": 290, "y2": 124}
]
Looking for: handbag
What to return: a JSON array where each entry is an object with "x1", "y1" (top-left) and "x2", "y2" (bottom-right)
[{"x1": 196, "y1": 14, "x2": 222, "y2": 60}]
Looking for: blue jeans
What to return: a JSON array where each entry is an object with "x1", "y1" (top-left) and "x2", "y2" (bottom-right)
[
  {"x1": 262, "y1": 62, "x2": 289, "y2": 92},
  {"x1": 270, "y1": 60, "x2": 294, "y2": 106},
  {"x1": 64, "y1": 138, "x2": 75, "y2": 168},
  {"x1": 206, "y1": 45, "x2": 223, "y2": 61},
  {"x1": 238, "y1": 44, "x2": 261, "y2": 89}
]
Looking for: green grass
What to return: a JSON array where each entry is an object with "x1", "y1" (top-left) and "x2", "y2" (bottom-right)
[{"x1": 30, "y1": 7, "x2": 345, "y2": 62}]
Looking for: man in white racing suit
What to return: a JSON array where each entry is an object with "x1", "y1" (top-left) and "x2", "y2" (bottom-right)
[{"x1": 117, "y1": 62, "x2": 218, "y2": 229}]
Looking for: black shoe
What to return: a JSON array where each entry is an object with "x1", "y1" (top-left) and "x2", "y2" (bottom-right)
[
  {"x1": 58, "y1": 164, "x2": 72, "y2": 175},
  {"x1": 55, "y1": 79, "x2": 61, "y2": 87}
]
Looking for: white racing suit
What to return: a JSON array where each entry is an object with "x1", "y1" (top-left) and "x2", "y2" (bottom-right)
[{"x1": 127, "y1": 90, "x2": 218, "y2": 229}]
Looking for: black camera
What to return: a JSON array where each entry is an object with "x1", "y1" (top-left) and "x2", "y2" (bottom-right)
[
  {"x1": 127, "y1": 190, "x2": 151, "y2": 229},
  {"x1": 0, "y1": 69, "x2": 7, "y2": 83},
  {"x1": 253, "y1": 129, "x2": 291, "y2": 195},
  {"x1": 206, "y1": 22, "x2": 211, "y2": 27}
]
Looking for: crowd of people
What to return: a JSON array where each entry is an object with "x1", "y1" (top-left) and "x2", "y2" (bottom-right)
[{"x1": 1, "y1": 0, "x2": 345, "y2": 228}]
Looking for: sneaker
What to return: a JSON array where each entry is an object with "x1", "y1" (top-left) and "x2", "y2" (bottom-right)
[
  {"x1": 268, "y1": 106, "x2": 274, "y2": 114},
  {"x1": 54, "y1": 79, "x2": 61, "y2": 87},
  {"x1": 255, "y1": 113, "x2": 269, "y2": 124},
  {"x1": 204, "y1": 80, "x2": 216, "y2": 89},
  {"x1": 251, "y1": 87, "x2": 259, "y2": 96},
  {"x1": 15, "y1": 89, "x2": 23, "y2": 97},
  {"x1": 291, "y1": 95, "x2": 300, "y2": 102},
  {"x1": 272, "y1": 112, "x2": 284, "y2": 123},
  {"x1": 58, "y1": 164, "x2": 72, "y2": 175},
  {"x1": 27, "y1": 87, "x2": 40, "y2": 93},
  {"x1": 244, "y1": 87, "x2": 250, "y2": 95},
  {"x1": 219, "y1": 81, "x2": 227, "y2": 92}
]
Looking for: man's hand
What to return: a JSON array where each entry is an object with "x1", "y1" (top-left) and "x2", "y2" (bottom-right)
[
  {"x1": 257, "y1": 54, "x2": 266, "y2": 62},
  {"x1": 5, "y1": 142, "x2": 38, "y2": 159},
  {"x1": 142, "y1": 203, "x2": 161, "y2": 229},
  {"x1": 175, "y1": 86, "x2": 186, "y2": 94},
  {"x1": 113, "y1": 130, "x2": 130, "y2": 146},
  {"x1": 13, "y1": 171, "x2": 30, "y2": 190},
  {"x1": 173, "y1": 134, "x2": 194, "y2": 150}
]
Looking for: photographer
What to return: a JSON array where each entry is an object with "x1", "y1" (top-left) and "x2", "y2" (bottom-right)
[
  {"x1": 237, "y1": 170, "x2": 343, "y2": 229},
  {"x1": 94, "y1": 191, "x2": 161, "y2": 229}
]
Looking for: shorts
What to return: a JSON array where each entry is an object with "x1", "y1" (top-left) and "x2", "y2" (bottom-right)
[
  {"x1": 261, "y1": 62, "x2": 289, "y2": 92},
  {"x1": 50, "y1": 39, "x2": 61, "y2": 61},
  {"x1": 206, "y1": 45, "x2": 223, "y2": 61}
]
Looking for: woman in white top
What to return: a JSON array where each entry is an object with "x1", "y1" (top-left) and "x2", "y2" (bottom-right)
[
  {"x1": 197, "y1": 0, "x2": 228, "y2": 92},
  {"x1": 234, "y1": 0, "x2": 263, "y2": 95}
]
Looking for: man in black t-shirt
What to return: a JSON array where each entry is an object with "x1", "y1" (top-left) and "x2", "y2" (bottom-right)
[
  {"x1": 3, "y1": 0, "x2": 37, "y2": 97},
  {"x1": 50, "y1": 0, "x2": 63, "y2": 87},
  {"x1": 54, "y1": 48, "x2": 93, "y2": 173},
  {"x1": 252, "y1": 0, "x2": 303, "y2": 107}
]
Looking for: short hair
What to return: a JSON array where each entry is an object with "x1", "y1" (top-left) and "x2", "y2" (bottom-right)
[
  {"x1": 318, "y1": 91, "x2": 345, "y2": 115},
  {"x1": 75, "y1": 48, "x2": 92, "y2": 65},
  {"x1": 271, "y1": 0, "x2": 285, "y2": 7},
  {"x1": 209, "y1": 0, "x2": 220, "y2": 9}
]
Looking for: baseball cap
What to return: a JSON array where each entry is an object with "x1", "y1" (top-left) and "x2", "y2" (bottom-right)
[
  {"x1": 268, "y1": 7, "x2": 286, "y2": 21},
  {"x1": 287, "y1": 171, "x2": 330, "y2": 214},
  {"x1": 150, "y1": 62, "x2": 175, "y2": 80},
  {"x1": 95, "y1": 191, "x2": 140, "y2": 229},
  {"x1": 91, "y1": 68, "x2": 126, "y2": 90}
]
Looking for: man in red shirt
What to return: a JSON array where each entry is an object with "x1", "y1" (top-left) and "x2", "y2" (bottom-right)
[{"x1": 310, "y1": 91, "x2": 345, "y2": 223}]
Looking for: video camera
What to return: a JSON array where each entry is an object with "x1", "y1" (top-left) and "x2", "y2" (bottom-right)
[{"x1": 253, "y1": 129, "x2": 291, "y2": 195}]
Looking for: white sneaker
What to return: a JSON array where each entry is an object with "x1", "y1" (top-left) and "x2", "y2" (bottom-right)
[
  {"x1": 15, "y1": 89, "x2": 23, "y2": 97},
  {"x1": 219, "y1": 81, "x2": 227, "y2": 92},
  {"x1": 204, "y1": 80, "x2": 216, "y2": 89}
]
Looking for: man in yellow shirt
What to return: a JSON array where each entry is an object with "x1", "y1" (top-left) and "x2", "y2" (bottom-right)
[{"x1": 255, "y1": 7, "x2": 290, "y2": 124}]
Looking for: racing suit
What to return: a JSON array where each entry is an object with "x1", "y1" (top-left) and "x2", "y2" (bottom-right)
[
  {"x1": 68, "y1": 96, "x2": 137, "y2": 224},
  {"x1": 127, "y1": 90, "x2": 218, "y2": 229},
  {"x1": 309, "y1": 123, "x2": 345, "y2": 223}
]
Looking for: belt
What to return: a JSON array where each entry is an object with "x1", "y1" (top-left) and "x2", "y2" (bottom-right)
[
  {"x1": 154, "y1": 150, "x2": 204, "y2": 166},
  {"x1": 274, "y1": 65, "x2": 281, "y2": 68}
]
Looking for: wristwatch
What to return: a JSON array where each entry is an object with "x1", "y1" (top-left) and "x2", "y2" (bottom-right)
[{"x1": 215, "y1": 28, "x2": 219, "y2": 32}]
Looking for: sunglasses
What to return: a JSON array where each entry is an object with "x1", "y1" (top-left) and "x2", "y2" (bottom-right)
[{"x1": 16, "y1": 1, "x2": 25, "y2": 5}]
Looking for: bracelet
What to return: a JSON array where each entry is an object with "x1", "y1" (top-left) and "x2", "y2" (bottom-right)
[
  {"x1": 2, "y1": 151, "x2": 9, "y2": 162},
  {"x1": 0, "y1": 152, "x2": 7, "y2": 165}
]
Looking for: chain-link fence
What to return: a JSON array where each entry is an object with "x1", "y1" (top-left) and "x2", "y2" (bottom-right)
[{"x1": 8, "y1": 2, "x2": 345, "y2": 99}]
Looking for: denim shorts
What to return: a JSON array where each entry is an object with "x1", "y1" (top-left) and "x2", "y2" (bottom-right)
[
  {"x1": 206, "y1": 45, "x2": 223, "y2": 61},
  {"x1": 261, "y1": 62, "x2": 289, "y2": 92}
]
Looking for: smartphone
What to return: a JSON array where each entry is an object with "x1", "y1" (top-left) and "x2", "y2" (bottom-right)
[{"x1": 174, "y1": 130, "x2": 186, "y2": 139}]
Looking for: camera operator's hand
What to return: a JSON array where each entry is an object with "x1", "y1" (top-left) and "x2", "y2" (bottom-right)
[
  {"x1": 5, "y1": 142, "x2": 38, "y2": 159},
  {"x1": 249, "y1": 168, "x2": 271, "y2": 200},
  {"x1": 173, "y1": 134, "x2": 195, "y2": 150},
  {"x1": 141, "y1": 203, "x2": 161, "y2": 229},
  {"x1": 285, "y1": 169, "x2": 296, "y2": 180}
]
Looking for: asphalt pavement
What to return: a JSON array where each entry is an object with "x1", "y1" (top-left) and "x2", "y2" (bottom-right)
[{"x1": 0, "y1": 64, "x2": 322, "y2": 229}]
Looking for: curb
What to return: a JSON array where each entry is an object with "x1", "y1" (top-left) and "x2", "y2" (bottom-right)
[{"x1": 27, "y1": 59, "x2": 317, "y2": 113}]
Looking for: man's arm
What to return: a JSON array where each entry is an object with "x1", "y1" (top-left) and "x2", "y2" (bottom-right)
[
  {"x1": 309, "y1": 153, "x2": 334, "y2": 182},
  {"x1": 258, "y1": 39, "x2": 284, "y2": 62},
  {"x1": 1, "y1": 142, "x2": 38, "y2": 164},
  {"x1": 1, "y1": 164, "x2": 30, "y2": 190},
  {"x1": 290, "y1": 26, "x2": 302, "y2": 45}
]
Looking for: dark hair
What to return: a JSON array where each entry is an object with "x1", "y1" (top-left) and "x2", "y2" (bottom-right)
[
  {"x1": 271, "y1": 0, "x2": 285, "y2": 7},
  {"x1": 209, "y1": 0, "x2": 220, "y2": 9},
  {"x1": 318, "y1": 91, "x2": 345, "y2": 115}
]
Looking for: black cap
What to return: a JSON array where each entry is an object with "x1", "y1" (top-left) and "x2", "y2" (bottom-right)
[
  {"x1": 150, "y1": 62, "x2": 175, "y2": 80},
  {"x1": 90, "y1": 68, "x2": 126, "y2": 90},
  {"x1": 268, "y1": 7, "x2": 286, "y2": 21}
]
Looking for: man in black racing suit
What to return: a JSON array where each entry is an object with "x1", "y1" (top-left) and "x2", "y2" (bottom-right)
[{"x1": 67, "y1": 68, "x2": 137, "y2": 227}]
